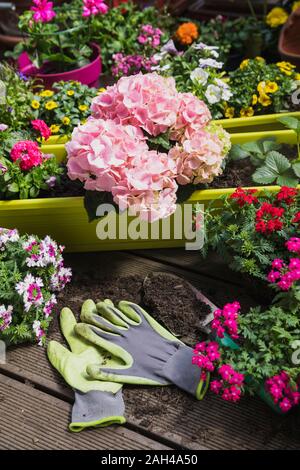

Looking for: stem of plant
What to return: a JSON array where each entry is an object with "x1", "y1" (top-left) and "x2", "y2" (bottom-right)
[{"x1": 247, "y1": 0, "x2": 257, "y2": 20}]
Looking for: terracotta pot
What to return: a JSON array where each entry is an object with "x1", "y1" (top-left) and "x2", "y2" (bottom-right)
[
  {"x1": 18, "y1": 43, "x2": 102, "y2": 89},
  {"x1": 279, "y1": 8, "x2": 300, "y2": 69}
]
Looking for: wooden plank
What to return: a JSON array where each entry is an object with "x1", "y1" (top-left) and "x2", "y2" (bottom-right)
[
  {"x1": 0, "y1": 374, "x2": 170, "y2": 450},
  {"x1": 1, "y1": 251, "x2": 299, "y2": 450}
]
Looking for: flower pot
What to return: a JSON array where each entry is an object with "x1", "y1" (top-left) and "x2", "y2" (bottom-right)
[
  {"x1": 18, "y1": 43, "x2": 102, "y2": 89},
  {"x1": 279, "y1": 8, "x2": 300, "y2": 69},
  {"x1": 0, "y1": 130, "x2": 298, "y2": 253}
]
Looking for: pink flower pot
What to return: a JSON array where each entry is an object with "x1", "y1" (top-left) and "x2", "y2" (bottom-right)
[{"x1": 18, "y1": 43, "x2": 102, "y2": 89}]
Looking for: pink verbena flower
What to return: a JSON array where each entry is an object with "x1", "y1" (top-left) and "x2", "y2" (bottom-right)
[
  {"x1": 286, "y1": 237, "x2": 300, "y2": 253},
  {"x1": 192, "y1": 341, "x2": 221, "y2": 373},
  {"x1": 15, "y1": 274, "x2": 44, "y2": 312},
  {"x1": 10, "y1": 140, "x2": 43, "y2": 171},
  {"x1": 32, "y1": 320, "x2": 45, "y2": 346},
  {"x1": 0, "y1": 305, "x2": 13, "y2": 331},
  {"x1": 211, "y1": 302, "x2": 240, "y2": 339},
  {"x1": 138, "y1": 24, "x2": 163, "y2": 48},
  {"x1": 31, "y1": 119, "x2": 51, "y2": 140},
  {"x1": 82, "y1": 0, "x2": 108, "y2": 17},
  {"x1": 0, "y1": 228, "x2": 19, "y2": 250},
  {"x1": 266, "y1": 371, "x2": 300, "y2": 412},
  {"x1": 31, "y1": 0, "x2": 56, "y2": 23}
]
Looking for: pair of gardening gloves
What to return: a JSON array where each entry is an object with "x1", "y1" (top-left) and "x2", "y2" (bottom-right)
[{"x1": 47, "y1": 299, "x2": 204, "y2": 432}]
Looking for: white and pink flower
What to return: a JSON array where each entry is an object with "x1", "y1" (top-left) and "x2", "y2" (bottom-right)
[{"x1": 16, "y1": 274, "x2": 44, "y2": 312}]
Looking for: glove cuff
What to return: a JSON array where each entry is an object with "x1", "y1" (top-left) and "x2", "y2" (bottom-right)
[
  {"x1": 161, "y1": 344, "x2": 203, "y2": 399},
  {"x1": 70, "y1": 389, "x2": 126, "y2": 432}
]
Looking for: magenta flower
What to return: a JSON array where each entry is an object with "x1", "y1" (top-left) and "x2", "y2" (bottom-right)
[
  {"x1": 82, "y1": 0, "x2": 108, "y2": 17},
  {"x1": 211, "y1": 302, "x2": 240, "y2": 339},
  {"x1": 31, "y1": 119, "x2": 52, "y2": 140},
  {"x1": 31, "y1": 0, "x2": 56, "y2": 23}
]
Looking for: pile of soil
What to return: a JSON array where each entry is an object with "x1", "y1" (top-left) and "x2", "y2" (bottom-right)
[{"x1": 54, "y1": 272, "x2": 212, "y2": 346}]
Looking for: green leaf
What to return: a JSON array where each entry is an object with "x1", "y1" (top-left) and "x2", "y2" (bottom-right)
[
  {"x1": 292, "y1": 161, "x2": 300, "y2": 178},
  {"x1": 276, "y1": 171, "x2": 299, "y2": 187},
  {"x1": 241, "y1": 141, "x2": 263, "y2": 154},
  {"x1": 265, "y1": 151, "x2": 291, "y2": 174},
  {"x1": 7, "y1": 182, "x2": 19, "y2": 193},
  {"x1": 229, "y1": 144, "x2": 249, "y2": 161},
  {"x1": 252, "y1": 167, "x2": 277, "y2": 185},
  {"x1": 277, "y1": 116, "x2": 300, "y2": 132}
]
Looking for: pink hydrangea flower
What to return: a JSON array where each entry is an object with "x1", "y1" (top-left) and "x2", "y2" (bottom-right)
[
  {"x1": 82, "y1": 0, "x2": 108, "y2": 17},
  {"x1": 10, "y1": 140, "x2": 43, "y2": 171},
  {"x1": 31, "y1": 119, "x2": 52, "y2": 140},
  {"x1": 31, "y1": 0, "x2": 56, "y2": 23}
]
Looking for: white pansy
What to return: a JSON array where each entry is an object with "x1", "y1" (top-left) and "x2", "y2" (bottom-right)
[
  {"x1": 190, "y1": 68, "x2": 209, "y2": 85},
  {"x1": 205, "y1": 84, "x2": 222, "y2": 104}
]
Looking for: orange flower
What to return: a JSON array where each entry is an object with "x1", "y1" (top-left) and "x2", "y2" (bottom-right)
[{"x1": 176, "y1": 22, "x2": 199, "y2": 45}]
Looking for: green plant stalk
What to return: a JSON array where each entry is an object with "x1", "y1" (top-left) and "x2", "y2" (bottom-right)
[{"x1": 247, "y1": 0, "x2": 257, "y2": 20}]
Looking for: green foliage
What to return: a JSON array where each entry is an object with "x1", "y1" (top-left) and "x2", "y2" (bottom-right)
[
  {"x1": 33, "y1": 80, "x2": 98, "y2": 137},
  {"x1": 0, "y1": 62, "x2": 35, "y2": 130},
  {"x1": 220, "y1": 306, "x2": 300, "y2": 386},
  {"x1": 225, "y1": 58, "x2": 298, "y2": 118}
]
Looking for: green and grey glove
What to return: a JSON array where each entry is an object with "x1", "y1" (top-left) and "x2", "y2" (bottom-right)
[
  {"x1": 47, "y1": 300, "x2": 125, "y2": 433},
  {"x1": 75, "y1": 300, "x2": 204, "y2": 399}
]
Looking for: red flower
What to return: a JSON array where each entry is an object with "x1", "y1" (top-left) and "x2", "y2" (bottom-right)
[
  {"x1": 255, "y1": 202, "x2": 285, "y2": 234},
  {"x1": 292, "y1": 211, "x2": 300, "y2": 224},
  {"x1": 11, "y1": 140, "x2": 43, "y2": 171},
  {"x1": 230, "y1": 187, "x2": 258, "y2": 207},
  {"x1": 276, "y1": 186, "x2": 298, "y2": 205}
]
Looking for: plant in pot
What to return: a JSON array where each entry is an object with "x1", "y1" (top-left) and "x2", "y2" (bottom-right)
[{"x1": 8, "y1": 0, "x2": 109, "y2": 88}]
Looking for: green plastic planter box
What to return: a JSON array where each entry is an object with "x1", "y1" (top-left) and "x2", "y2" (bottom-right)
[
  {"x1": 0, "y1": 130, "x2": 299, "y2": 252},
  {"x1": 217, "y1": 111, "x2": 300, "y2": 134}
]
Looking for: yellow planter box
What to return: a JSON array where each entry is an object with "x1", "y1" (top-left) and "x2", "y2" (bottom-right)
[
  {"x1": 217, "y1": 111, "x2": 300, "y2": 133},
  {"x1": 2, "y1": 130, "x2": 299, "y2": 253}
]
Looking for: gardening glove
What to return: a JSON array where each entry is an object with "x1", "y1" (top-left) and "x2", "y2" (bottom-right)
[
  {"x1": 47, "y1": 299, "x2": 125, "y2": 433},
  {"x1": 75, "y1": 300, "x2": 204, "y2": 399}
]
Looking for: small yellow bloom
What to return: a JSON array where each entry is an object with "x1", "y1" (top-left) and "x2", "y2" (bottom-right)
[
  {"x1": 295, "y1": 73, "x2": 300, "y2": 81},
  {"x1": 257, "y1": 81, "x2": 266, "y2": 95},
  {"x1": 45, "y1": 101, "x2": 58, "y2": 110},
  {"x1": 40, "y1": 89, "x2": 54, "y2": 97},
  {"x1": 240, "y1": 107, "x2": 254, "y2": 117},
  {"x1": 239, "y1": 59, "x2": 249, "y2": 70},
  {"x1": 67, "y1": 90, "x2": 75, "y2": 96},
  {"x1": 224, "y1": 106, "x2": 235, "y2": 119},
  {"x1": 97, "y1": 87, "x2": 106, "y2": 94},
  {"x1": 50, "y1": 124, "x2": 60, "y2": 134},
  {"x1": 258, "y1": 93, "x2": 272, "y2": 107},
  {"x1": 61, "y1": 117, "x2": 71, "y2": 125},
  {"x1": 265, "y1": 81, "x2": 279, "y2": 94},
  {"x1": 277, "y1": 61, "x2": 296, "y2": 76},
  {"x1": 292, "y1": 1, "x2": 300, "y2": 12},
  {"x1": 255, "y1": 56, "x2": 265, "y2": 63},
  {"x1": 252, "y1": 94, "x2": 258, "y2": 105},
  {"x1": 79, "y1": 104, "x2": 88, "y2": 112},
  {"x1": 266, "y1": 7, "x2": 288, "y2": 28},
  {"x1": 31, "y1": 100, "x2": 40, "y2": 109}
]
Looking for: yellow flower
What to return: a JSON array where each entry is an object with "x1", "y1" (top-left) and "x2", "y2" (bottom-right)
[
  {"x1": 31, "y1": 100, "x2": 40, "y2": 109},
  {"x1": 79, "y1": 104, "x2": 88, "y2": 112},
  {"x1": 97, "y1": 87, "x2": 106, "y2": 95},
  {"x1": 50, "y1": 124, "x2": 60, "y2": 134},
  {"x1": 239, "y1": 59, "x2": 249, "y2": 70},
  {"x1": 67, "y1": 90, "x2": 75, "y2": 96},
  {"x1": 240, "y1": 107, "x2": 254, "y2": 117},
  {"x1": 224, "y1": 106, "x2": 235, "y2": 119},
  {"x1": 257, "y1": 81, "x2": 266, "y2": 95},
  {"x1": 265, "y1": 81, "x2": 279, "y2": 94},
  {"x1": 255, "y1": 56, "x2": 265, "y2": 63},
  {"x1": 266, "y1": 7, "x2": 288, "y2": 28},
  {"x1": 277, "y1": 61, "x2": 296, "y2": 75},
  {"x1": 81, "y1": 119, "x2": 87, "y2": 125},
  {"x1": 252, "y1": 94, "x2": 258, "y2": 105},
  {"x1": 292, "y1": 1, "x2": 300, "y2": 12},
  {"x1": 40, "y1": 89, "x2": 54, "y2": 97},
  {"x1": 45, "y1": 101, "x2": 58, "y2": 110},
  {"x1": 61, "y1": 117, "x2": 70, "y2": 125},
  {"x1": 295, "y1": 73, "x2": 300, "y2": 81},
  {"x1": 258, "y1": 93, "x2": 272, "y2": 107}
]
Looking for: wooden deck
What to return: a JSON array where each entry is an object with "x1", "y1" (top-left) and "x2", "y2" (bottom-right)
[{"x1": 1, "y1": 248, "x2": 300, "y2": 450}]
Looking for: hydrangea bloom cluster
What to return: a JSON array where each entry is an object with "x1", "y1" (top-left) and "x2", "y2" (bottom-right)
[
  {"x1": 31, "y1": 119, "x2": 51, "y2": 140},
  {"x1": 211, "y1": 301, "x2": 240, "y2": 340},
  {"x1": 31, "y1": 0, "x2": 56, "y2": 23},
  {"x1": 255, "y1": 202, "x2": 285, "y2": 234},
  {"x1": 265, "y1": 371, "x2": 300, "y2": 412},
  {"x1": 138, "y1": 24, "x2": 163, "y2": 48},
  {"x1": 82, "y1": 0, "x2": 108, "y2": 17},
  {"x1": 0, "y1": 227, "x2": 71, "y2": 346},
  {"x1": 10, "y1": 140, "x2": 44, "y2": 171},
  {"x1": 210, "y1": 365, "x2": 245, "y2": 403},
  {"x1": 69, "y1": 73, "x2": 229, "y2": 221}
]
